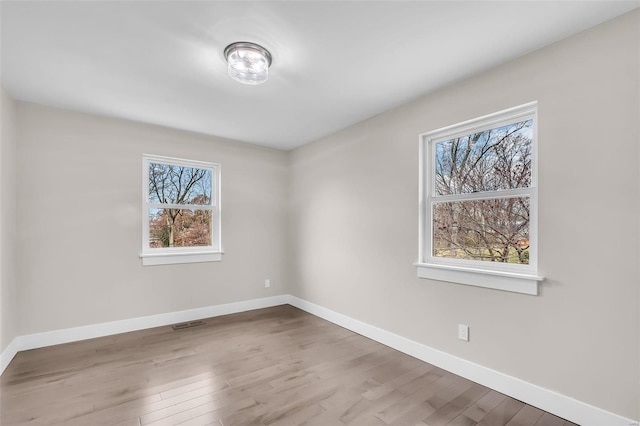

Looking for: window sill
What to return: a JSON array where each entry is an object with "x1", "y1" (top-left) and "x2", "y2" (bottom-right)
[
  {"x1": 415, "y1": 263, "x2": 543, "y2": 295},
  {"x1": 140, "y1": 251, "x2": 223, "y2": 266}
]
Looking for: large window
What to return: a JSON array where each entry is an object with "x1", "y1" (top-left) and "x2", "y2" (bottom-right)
[
  {"x1": 141, "y1": 154, "x2": 221, "y2": 266},
  {"x1": 417, "y1": 102, "x2": 543, "y2": 295}
]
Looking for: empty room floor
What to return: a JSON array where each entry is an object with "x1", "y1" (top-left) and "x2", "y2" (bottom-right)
[{"x1": 0, "y1": 305, "x2": 576, "y2": 425}]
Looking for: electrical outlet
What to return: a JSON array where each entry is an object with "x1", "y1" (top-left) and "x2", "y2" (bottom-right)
[
  {"x1": 265, "y1": 279, "x2": 271, "y2": 288},
  {"x1": 458, "y1": 324, "x2": 469, "y2": 342}
]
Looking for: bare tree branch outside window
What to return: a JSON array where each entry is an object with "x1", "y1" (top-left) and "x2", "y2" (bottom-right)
[
  {"x1": 147, "y1": 163, "x2": 212, "y2": 248},
  {"x1": 433, "y1": 119, "x2": 532, "y2": 264}
]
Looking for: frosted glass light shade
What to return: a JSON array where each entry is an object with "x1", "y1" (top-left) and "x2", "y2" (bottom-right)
[{"x1": 224, "y1": 42, "x2": 272, "y2": 85}]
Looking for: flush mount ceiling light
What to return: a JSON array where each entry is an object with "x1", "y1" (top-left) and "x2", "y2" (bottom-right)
[{"x1": 224, "y1": 42, "x2": 272, "y2": 85}]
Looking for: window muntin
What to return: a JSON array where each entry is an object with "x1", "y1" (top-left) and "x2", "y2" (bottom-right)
[
  {"x1": 141, "y1": 155, "x2": 221, "y2": 265},
  {"x1": 418, "y1": 102, "x2": 541, "y2": 294}
]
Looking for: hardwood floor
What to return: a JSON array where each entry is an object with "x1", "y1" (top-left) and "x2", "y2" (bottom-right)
[{"x1": 1, "y1": 305, "x2": 577, "y2": 426}]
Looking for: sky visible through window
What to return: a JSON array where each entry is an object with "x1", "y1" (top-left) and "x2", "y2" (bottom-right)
[
  {"x1": 432, "y1": 119, "x2": 532, "y2": 264},
  {"x1": 148, "y1": 163, "x2": 212, "y2": 205},
  {"x1": 148, "y1": 163, "x2": 213, "y2": 248}
]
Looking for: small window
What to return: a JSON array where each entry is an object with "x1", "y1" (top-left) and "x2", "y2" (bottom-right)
[
  {"x1": 141, "y1": 154, "x2": 222, "y2": 266},
  {"x1": 416, "y1": 102, "x2": 543, "y2": 295}
]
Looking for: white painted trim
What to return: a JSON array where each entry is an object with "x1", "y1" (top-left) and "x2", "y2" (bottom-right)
[
  {"x1": 2, "y1": 294, "x2": 637, "y2": 426},
  {"x1": 0, "y1": 337, "x2": 22, "y2": 375},
  {"x1": 418, "y1": 102, "x2": 541, "y2": 294},
  {"x1": 420, "y1": 101, "x2": 539, "y2": 143},
  {"x1": 141, "y1": 251, "x2": 223, "y2": 266},
  {"x1": 0, "y1": 294, "x2": 289, "y2": 375},
  {"x1": 287, "y1": 295, "x2": 638, "y2": 426},
  {"x1": 415, "y1": 262, "x2": 541, "y2": 295},
  {"x1": 141, "y1": 153, "x2": 222, "y2": 265}
]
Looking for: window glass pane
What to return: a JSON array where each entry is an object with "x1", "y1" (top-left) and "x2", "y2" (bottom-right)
[
  {"x1": 148, "y1": 163, "x2": 212, "y2": 205},
  {"x1": 435, "y1": 119, "x2": 532, "y2": 195},
  {"x1": 149, "y1": 208, "x2": 212, "y2": 248},
  {"x1": 433, "y1": 197, "x2": 530, "y2": 264}
]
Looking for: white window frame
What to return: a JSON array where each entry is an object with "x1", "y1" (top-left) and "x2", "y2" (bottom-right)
[
  {"x1": 140, "y1": 154, "x2": 222, "y2": 266},
  {"x1": 416, "y1": 102, "x2": 543, "y2": 295}
]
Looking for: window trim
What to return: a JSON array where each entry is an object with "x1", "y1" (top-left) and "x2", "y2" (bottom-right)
[
  {"x1": 416, "y1": 102, "x2": 543, "y2": 295},
  {"x1": 140, "y1": 154, "x2": 222, "y2": 266}
]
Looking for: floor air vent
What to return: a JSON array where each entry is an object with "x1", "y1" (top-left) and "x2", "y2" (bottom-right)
[{"x1": 172, "y1": 320, "x2": 205, "y2": 330}]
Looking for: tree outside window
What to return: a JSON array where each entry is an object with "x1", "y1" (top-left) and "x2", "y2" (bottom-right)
[
  {"x1": 432, "y1": 119, "x2": 532, "y2": 265},
  {"x1": 417, "y1": 102, "x2": 541, "y2": 294},
  {"x1": 141, "y1": 155, "x2": 221, "y2": 266},
  {"x1": 148, "y1": 163, "x2": 212, "y2": 248}
]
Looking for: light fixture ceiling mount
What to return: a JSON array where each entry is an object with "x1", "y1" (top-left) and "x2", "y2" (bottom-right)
[{"x1": 224, "y1": 41, "x2": 272, "y2": 85}]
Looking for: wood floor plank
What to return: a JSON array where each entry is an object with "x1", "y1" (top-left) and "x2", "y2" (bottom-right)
[
  {"x1": 384, "y1": 399, "x2": 438, "y2": 426},
  {"x1": 113, "y1": 419, "x2": 142, "y2": 426},
  {"x1": 295, "y1": 408, "x2": 349, "y2": 426},
  {"x1": 421, "y1": 383, "x2": 489, "y2": 426},
  {"x1": 146, "y1": 396, "x2": 257, "y2": 426},
  {"x1": 374, "y1": 394, "x2": 427, "y2": 424},
  {"x1": 317, "y1": 377, "x2": 380, "y2": 418},
  {"x1": 506, "y1": 404, "x2": 546, "y2": 426},
  {"x1": 362, "y1": 363, "x2": 435, "y2": 401},
  {"x1": 456, "y1": 389, "x2": 508, "y2": 423},
  {"x1": 534, "y1": 412, "x2": 570, "y2": 426},
  {"x1": 396, "y1": 367, "x2": 446, "y2": 396},
  {"x1": 264, "y1": 403, "x2": 326, "y2": 426},
  {"x1": 0, "y1": 305, "x2": 575, "y2": 426},
  {"x1": 338, "y1": 390, "x2": 407, "y2": 424},
  {"x1": 447, "y1": 412, "x2": 480, "y2": 426},
  {"x1": 477, "y1": 397, "x2": 526, "y2": 426},
  {"x1": 258, "y1": 383, "x2": 338, "y2": 425}
]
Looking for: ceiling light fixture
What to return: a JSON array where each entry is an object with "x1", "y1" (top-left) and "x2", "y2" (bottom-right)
[{"x1": 224, "y1": 42, "x2": 272, "y2": 85}]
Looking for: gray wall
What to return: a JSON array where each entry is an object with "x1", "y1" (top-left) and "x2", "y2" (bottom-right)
[
  {"x1": 289, "y1": 11, "x2": 639, "y2": 420},
  {"x1": 1, "y1": 86, "x2": 18, "y2": 352},
  {"x1": 15, "y1": 102, "x2": 290, "y2": 335}
]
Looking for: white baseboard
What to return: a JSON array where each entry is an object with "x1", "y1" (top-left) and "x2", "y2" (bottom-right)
[
  {"x1": 287, "y1": 295, "x2": 638, "y2": 426},
  {"x1": 1, "y1": 294, "x2": 636, "y2": 426},
  {"x1": 0, "y1": 336, "x2": 22, "y2": 374},
  {"x1": 0, "y1": 294, "x2": 289, "y2": 375}
]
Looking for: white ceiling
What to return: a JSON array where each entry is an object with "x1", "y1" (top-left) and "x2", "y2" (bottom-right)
[{"x1": 1, "y1": 1, "x2": 638, "y2": 150}]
